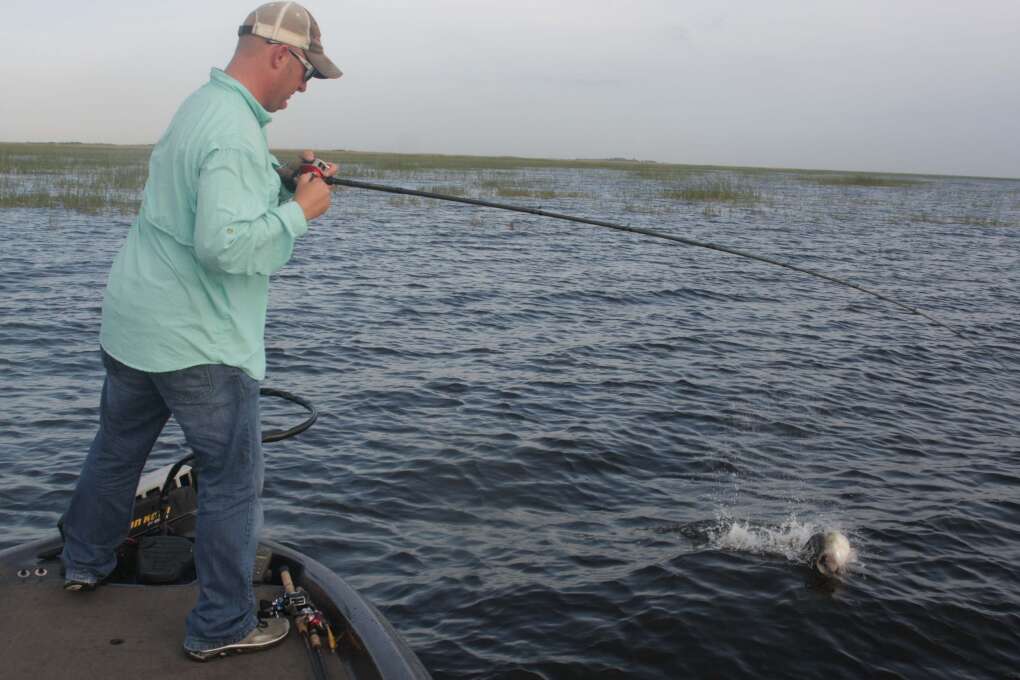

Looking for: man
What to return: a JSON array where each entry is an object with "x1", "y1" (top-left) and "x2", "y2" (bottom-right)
[{"x1": 59, "y1": 2, "x2": 341, "y2": 662}]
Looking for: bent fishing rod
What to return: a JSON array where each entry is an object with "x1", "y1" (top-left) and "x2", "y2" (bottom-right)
[{"x1": 322, "y1": 176, "x2": 972, "y2": 345}]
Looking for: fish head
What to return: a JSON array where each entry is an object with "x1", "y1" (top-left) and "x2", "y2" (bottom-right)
[
  {"x1": 816, "y1": 553, "x2": 842, "y2": 576},
  {"x1": 814, "y1": 532, "x2": 853, "y2": 576}
]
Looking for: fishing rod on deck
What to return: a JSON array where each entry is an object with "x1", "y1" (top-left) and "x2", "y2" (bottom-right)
[{"x1": 289, "y1": 155, "x2": 975, "y2": 348}]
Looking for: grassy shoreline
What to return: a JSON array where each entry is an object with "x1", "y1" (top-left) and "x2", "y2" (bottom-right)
[
  {"x1": 4, "y1": 141, "x2": 1013, "y2": 179},
  {"x1": 1, "y1": 142, "x2": 1016, "y2": 215}
]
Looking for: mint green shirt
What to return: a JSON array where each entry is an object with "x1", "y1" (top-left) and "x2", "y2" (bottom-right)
[{"x1": 100, "y1": 69, "x2": 308, "y2": 380}]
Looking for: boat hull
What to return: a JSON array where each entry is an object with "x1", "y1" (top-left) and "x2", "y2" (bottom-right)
[{"x1": 0, "y1": 536, "x2": 430, "y2": 680}]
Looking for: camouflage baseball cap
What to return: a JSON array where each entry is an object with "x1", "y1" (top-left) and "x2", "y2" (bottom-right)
[{"x1": 239, "y1": 2, "x2": 342, "y2": 79}]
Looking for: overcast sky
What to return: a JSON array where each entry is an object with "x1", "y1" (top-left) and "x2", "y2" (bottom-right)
[{"x1": 4, "y1": 1, "x2": 1019, "y2": 177}]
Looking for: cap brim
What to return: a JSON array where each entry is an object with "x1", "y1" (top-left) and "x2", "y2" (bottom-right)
[{"x1": 308, "y1": 52, "x2": 342, "y2": 79}]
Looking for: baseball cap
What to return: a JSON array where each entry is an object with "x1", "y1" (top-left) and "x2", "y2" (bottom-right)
[{"x1": 239, "y1": 2, "x2": 342, "y2": 79}]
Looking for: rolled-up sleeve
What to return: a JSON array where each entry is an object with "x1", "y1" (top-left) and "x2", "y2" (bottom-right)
[{"x1": 194, "y1": 146, "x2": 308, "y2": 276}]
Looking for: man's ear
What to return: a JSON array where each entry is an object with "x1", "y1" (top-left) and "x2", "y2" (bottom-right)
[{"x1": 269, "y1": 44, "x2": 289, "y2": 71}]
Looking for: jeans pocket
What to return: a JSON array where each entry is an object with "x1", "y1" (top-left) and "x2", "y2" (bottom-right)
[{"x1": 159, "y1": 364, "x2": 214, "y2": 404}]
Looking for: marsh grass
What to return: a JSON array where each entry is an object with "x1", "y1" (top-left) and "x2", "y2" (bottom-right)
[
  {"x1": 803, "y1": 173, "x2": 923, "y2": 188},
  {"x1": 0, "y1": 142, "x2": 151, "y2": 175},
  {"x1": 0, "y1": 178, "x2": 143, "y2": 213},
  {"x1": 954, "y1": 216, "x2": 1016, "y2": 227},
  {"x1": 425, "y1": 185, "x2": 468, "y2": 197},
  {"x1": 0, "y1": 142, "x2": 148, "y2": 213},
  {"x1": 6, "y1": 142, "x2": 985, "y2": 219},
  {"x1": 628, "y1": 164, "x2": 711, "y2": 182},
  {"x1": 626, "y1": 162, "x2": 787, "y2": 184},
  {"x1": 906, "y1": 212, "x2": 1017, "y2": 228},
  {"x1": 281, "y1": 148, "x2": 771, "y2": 185},
  {"x1": 386, "y1": 195, "x2": 424, "y2": 208},
  {"x1": 661, "y1": 176, "x2": 763, "y2": 204},
  {"x1": 492, "y1": 188, "x2": 591, "y2": 200},
  {"x1": 476, "y1": 176, "x2": 592, "y2": 201},
  {"x1": 622, "y1": 202, "x2": 671, "y2": 216},
  {"x1": 316, "y1": 149, "x2": 659, "y2": 174},
  {"x1": 0, "y1": 143, "x2": 762, "y2": 214}
]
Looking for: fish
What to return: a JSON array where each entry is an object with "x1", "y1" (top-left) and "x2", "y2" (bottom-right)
[{"x1": 803, "y1": 531, "x2": 853, "y2": 577}]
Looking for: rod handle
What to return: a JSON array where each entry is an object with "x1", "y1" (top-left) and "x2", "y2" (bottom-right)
[{"x1": 280, "y1": 566, "x2": 296, "y2": 593}]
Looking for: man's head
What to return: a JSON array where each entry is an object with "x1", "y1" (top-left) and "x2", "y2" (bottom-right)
[{"x1": 228, "y1": 2, "x2": 341, "y2": 112}]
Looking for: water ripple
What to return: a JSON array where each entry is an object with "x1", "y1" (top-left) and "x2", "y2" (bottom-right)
[{"x1": 2, "y1": 170, "x2": 1019, "y2": 679}]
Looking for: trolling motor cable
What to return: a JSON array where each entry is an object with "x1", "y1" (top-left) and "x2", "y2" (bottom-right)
[
  {"x1": 260, "y1": 387, "x2": 319, "y2": 442},
  {"x1": 159, "y1": 387, "x2": 317, "y2": 495},
  {"x1": 326, "y1": 176, "x2": 975, "y2": 347}
]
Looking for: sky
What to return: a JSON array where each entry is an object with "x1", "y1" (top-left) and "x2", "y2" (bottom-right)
[{"x1": 4, "y1": 0, "x2": 1019, "y2": 178}]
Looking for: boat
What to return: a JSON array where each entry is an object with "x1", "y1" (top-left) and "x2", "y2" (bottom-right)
[{"x1": 0, "y1": 389, "x2": 431, "y2": 679}]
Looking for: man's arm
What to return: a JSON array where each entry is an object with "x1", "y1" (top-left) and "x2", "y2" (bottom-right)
[{"x1": 194, "y1": 146, "x2": 310, "y2": 276}]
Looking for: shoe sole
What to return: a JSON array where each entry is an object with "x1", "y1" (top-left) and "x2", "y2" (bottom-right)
[
  {"x1": 63, "y1": 581, "x2": 97, "y2": 592},
  {"x1": 185, "y1": 632, "x2": 288, "y2": 662}
]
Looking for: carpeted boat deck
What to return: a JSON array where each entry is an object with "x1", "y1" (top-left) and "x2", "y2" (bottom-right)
[{"x1": 1, "y1": 568, "x2": 348, "y2": 679}]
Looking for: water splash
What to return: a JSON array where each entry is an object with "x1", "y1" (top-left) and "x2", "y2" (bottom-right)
[
  {"x1": 708, "y1": 516, "x2": 858, "y2": 569},
  {"x1": 710, "y1": 516, "x2": 819, "y2": 561}
]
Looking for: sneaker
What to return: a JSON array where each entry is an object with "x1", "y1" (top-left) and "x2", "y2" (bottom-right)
[
  {"x1": 63, "y1": 579, "x2": 97, "y2": 592},
  {"x1": 185, "y1": 617, "x2": 290, "y2": 661}
]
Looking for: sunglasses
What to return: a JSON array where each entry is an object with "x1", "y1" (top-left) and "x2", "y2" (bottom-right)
[
  {"x1": 287, "y1": 48, "x2": 316, "y2": 82},
  {"x1": 265, "y1": 38, "x2": 316, "y2": 82}
]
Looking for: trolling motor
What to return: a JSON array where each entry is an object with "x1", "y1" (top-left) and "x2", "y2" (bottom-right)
[{"x1": 137, "y1": 468, "x2": 195, "y2": 584}]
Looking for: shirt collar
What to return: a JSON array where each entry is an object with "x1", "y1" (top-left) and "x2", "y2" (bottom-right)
[{"x1": 209, "y1": 68, "x2": 273, "y2": 128}]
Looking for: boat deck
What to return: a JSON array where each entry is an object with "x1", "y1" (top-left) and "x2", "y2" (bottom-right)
[{"x1": 2, "y1": 567, "x2": 351, "y2": 679}]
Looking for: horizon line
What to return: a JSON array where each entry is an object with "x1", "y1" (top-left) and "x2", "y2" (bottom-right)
[{"x1": 2, "y1": 140, "x2": 1017, "y2": 183}]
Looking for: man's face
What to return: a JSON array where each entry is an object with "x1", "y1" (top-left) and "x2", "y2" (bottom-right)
[{"x1": 267, "y1": 46, "x2": 310, "y2": 112}]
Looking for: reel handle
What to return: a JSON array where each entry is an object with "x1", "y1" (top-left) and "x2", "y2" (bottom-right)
[{"x1": 297, "y1": 149, "x2": 330, "y2": 180}]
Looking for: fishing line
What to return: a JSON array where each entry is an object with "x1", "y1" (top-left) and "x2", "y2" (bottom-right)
[{"x1": 327, "y1": 177, "x2": 976, "y2": 347}]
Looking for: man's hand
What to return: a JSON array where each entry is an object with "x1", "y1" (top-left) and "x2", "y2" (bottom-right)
[
  {"x1": 294, "y1": 172, "x2": 331, "y2": 221},
  {"x1": 292, "y1": 150, "x2": 336, "y2": 221},
  {"x1": 299, "y1": 149, "x2": 339, "y2": 179}
]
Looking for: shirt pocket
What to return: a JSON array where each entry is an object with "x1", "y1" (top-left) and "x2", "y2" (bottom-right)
[{"x1": 263, "y1": 156, "x2": 283, "y2": 208}]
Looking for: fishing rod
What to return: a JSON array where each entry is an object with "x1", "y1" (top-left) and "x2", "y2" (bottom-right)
[
  {"x1": 323, "y1": 175, "x2": 973, "y2": 345},
  {"x1": 276, "y1": 566, "x2": 334, "y2": 680}
]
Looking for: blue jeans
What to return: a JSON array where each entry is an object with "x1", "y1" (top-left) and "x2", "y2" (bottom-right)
[{"x1": 61, "y1": 349, "x2": 264, "y2": 651}]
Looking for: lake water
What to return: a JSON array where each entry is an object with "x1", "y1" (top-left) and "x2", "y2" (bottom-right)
[{"x1": 1, "y1": 167, "x2": 1018, "y2": 678}]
